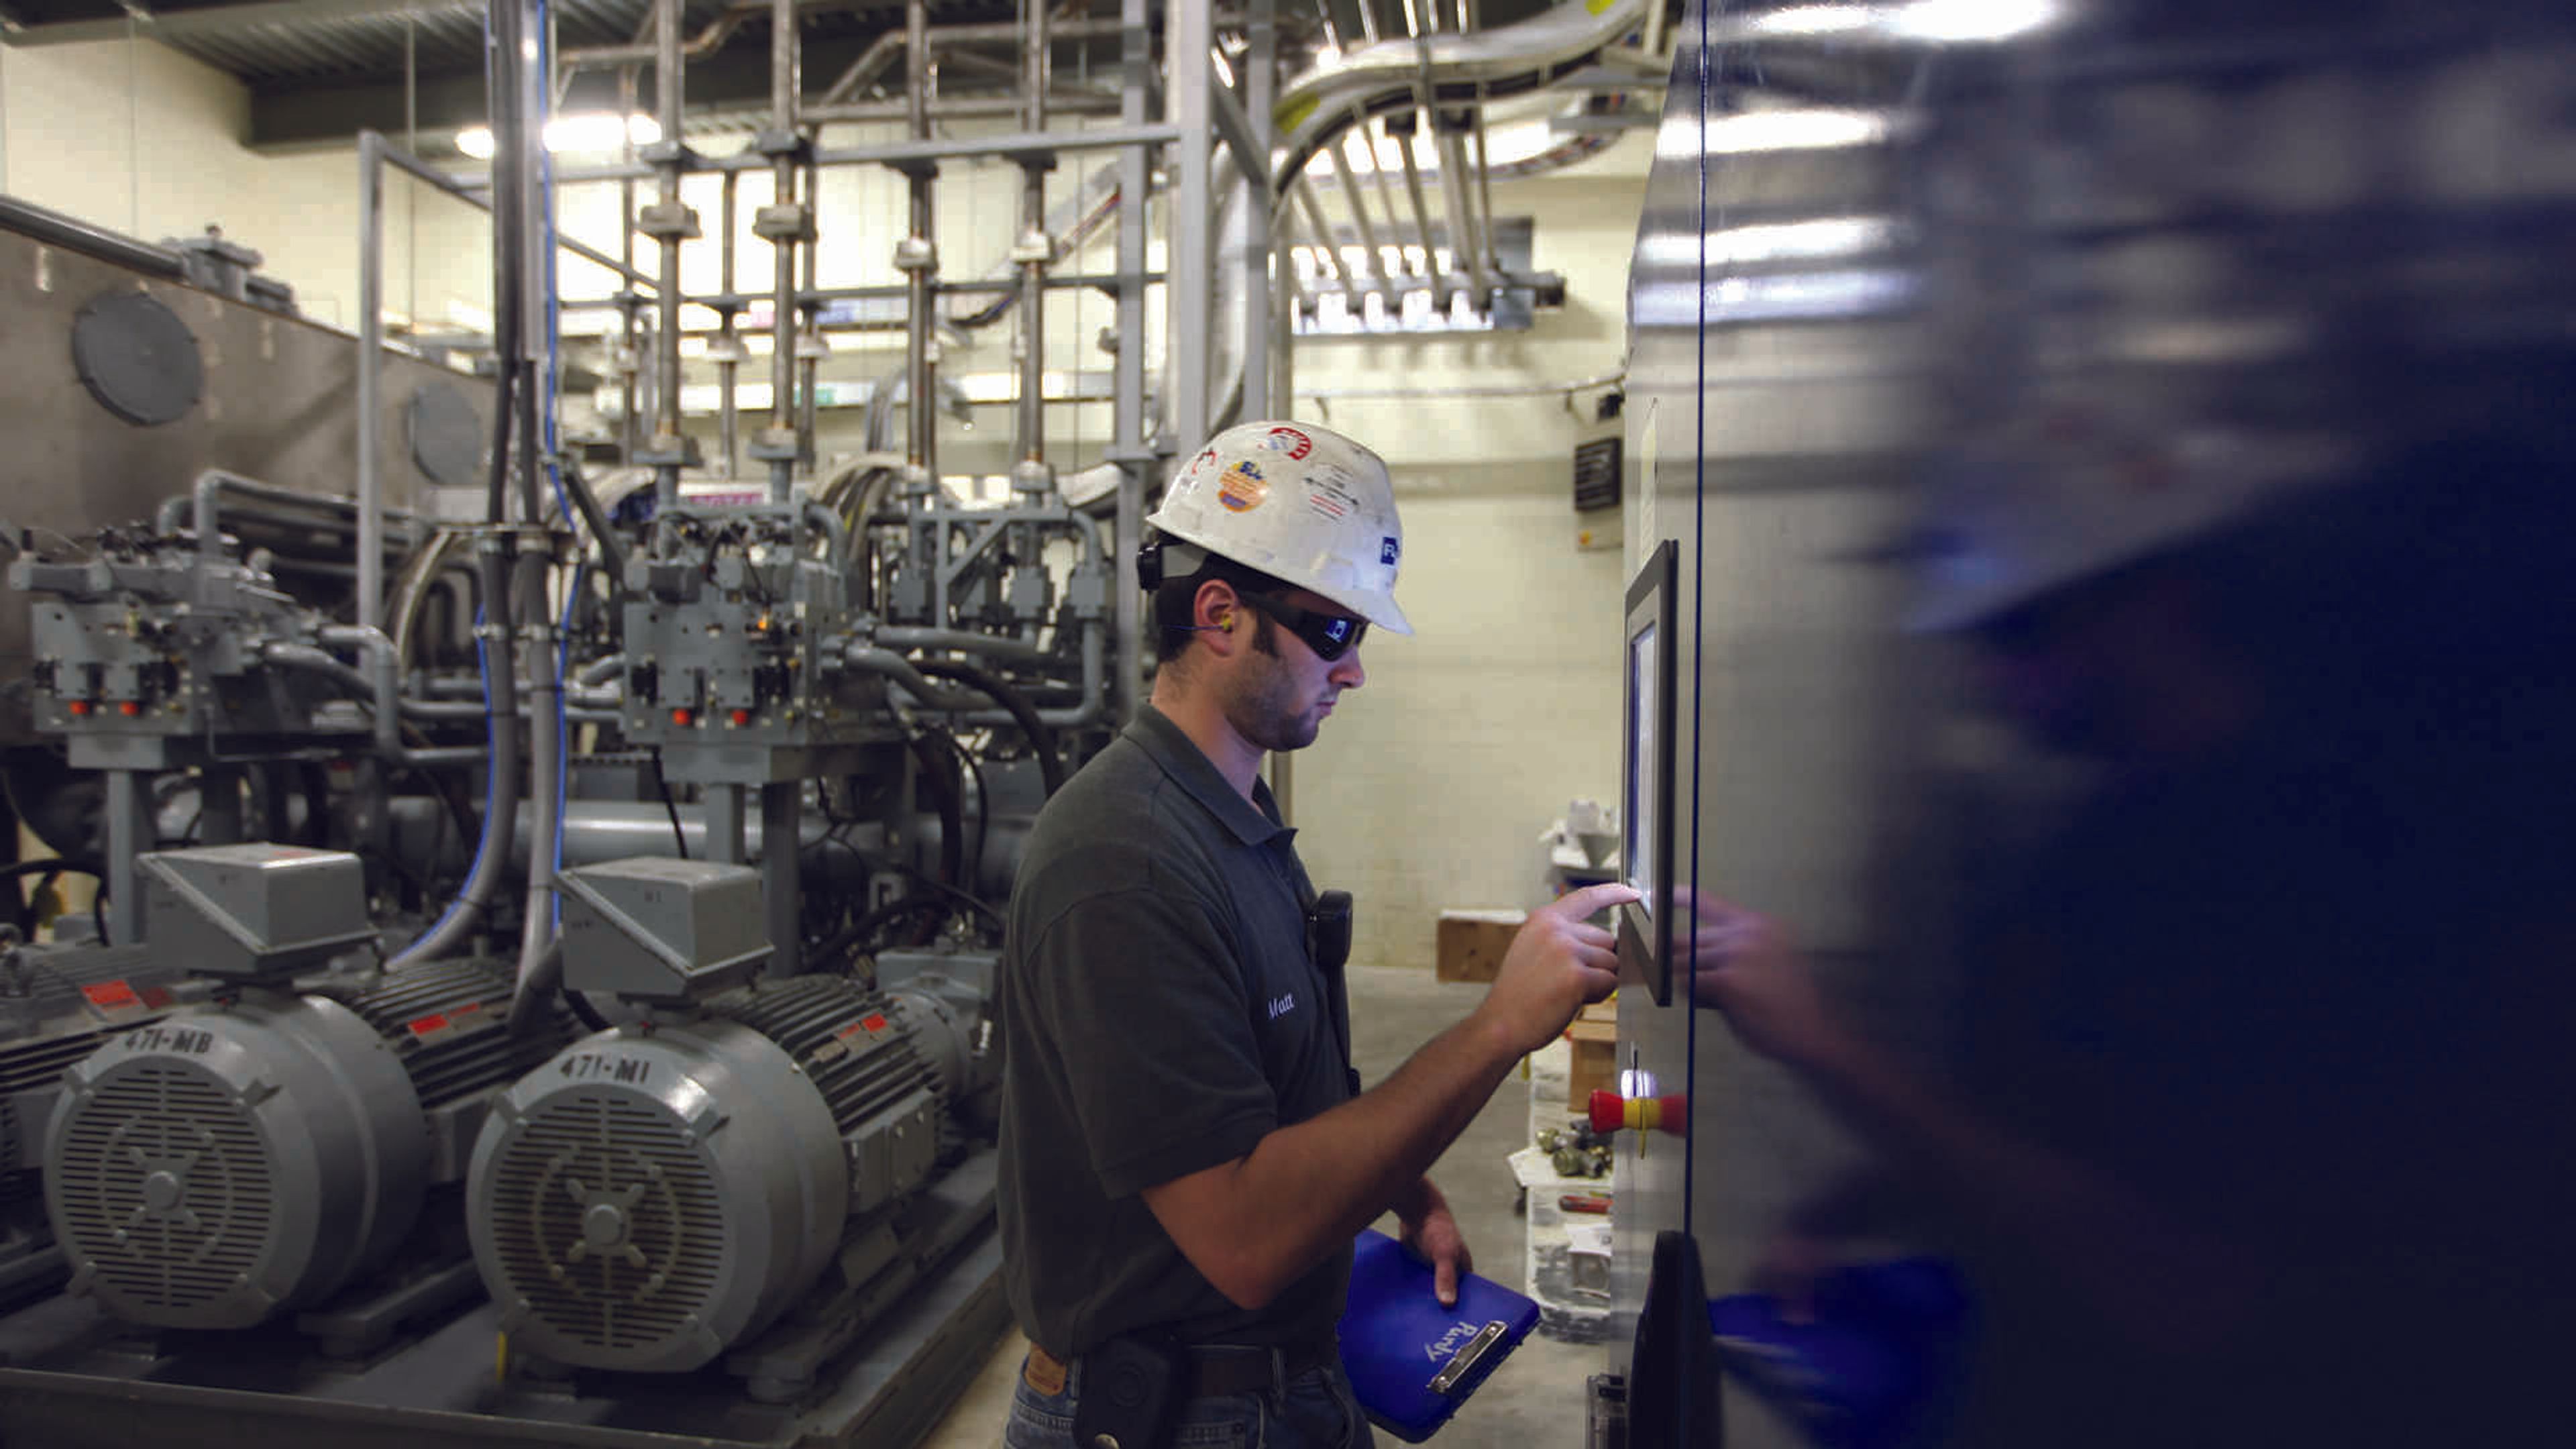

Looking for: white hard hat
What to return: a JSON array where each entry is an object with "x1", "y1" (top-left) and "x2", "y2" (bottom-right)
[
  {"x1": 1148, "y1": 420, "x2": 1413, "y2": 635},
  {"x1": 1908, "y1": 414, "x2": 2353, "y2": 633}
]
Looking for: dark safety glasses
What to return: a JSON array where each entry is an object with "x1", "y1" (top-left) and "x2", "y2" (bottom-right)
[{"x1": 1235, "y1": 591, "x2": 1369, "y2": 662}]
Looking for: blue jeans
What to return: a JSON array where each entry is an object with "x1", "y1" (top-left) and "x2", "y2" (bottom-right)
[{"x1": 1006, "y1": 1349, "x2": 1377, "y2": 1449}]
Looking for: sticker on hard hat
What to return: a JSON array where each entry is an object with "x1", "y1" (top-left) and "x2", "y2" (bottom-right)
[
  {"x1": 1263, "y1": 426, "x2": 1314, "y2": 460},
  {"x1": 1305, "y1": 464, "x2": 1361, "y2": 521},
  {"x1": 1380, "y1": 537, "x2": 1400, "y2": 566},
  {"x1": 1218, "y1": 460, "x2": 1270, "y2": 513}
]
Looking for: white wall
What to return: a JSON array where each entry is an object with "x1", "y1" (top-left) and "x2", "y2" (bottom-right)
[
  {"x1": 1279, "y1": 137, "x2": 1647, "y2": 971},
  {"x1": 0, "y1": 36, "x2": 494, "y2": 331}
]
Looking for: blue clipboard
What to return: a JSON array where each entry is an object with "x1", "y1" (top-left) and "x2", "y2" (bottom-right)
[{"x1": 1336, "y1": 1229, "x2": 1542, "y2": 1442}]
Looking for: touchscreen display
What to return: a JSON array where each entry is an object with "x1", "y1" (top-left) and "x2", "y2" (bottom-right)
[{"x1": 1625, "y1": 620, "x2": 1658, "y2": 915}]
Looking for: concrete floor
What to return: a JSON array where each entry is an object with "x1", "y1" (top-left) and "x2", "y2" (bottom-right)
[{"x1": 918, "y1": 965, "x2": 1607, "y2": 1448}]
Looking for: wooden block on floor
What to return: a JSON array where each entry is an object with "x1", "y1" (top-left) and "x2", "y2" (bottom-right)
[{"x1": 1436, "y1": 909, "x2": 1525, "y2": 982}]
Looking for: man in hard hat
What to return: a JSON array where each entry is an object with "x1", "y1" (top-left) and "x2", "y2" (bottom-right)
[
  {"x1": 1686, "y1": 408, "x2": 2576, "y2": 1445},
  {"x1": 994, "y1": 420, "x2": 1635, "y2": 1449}
]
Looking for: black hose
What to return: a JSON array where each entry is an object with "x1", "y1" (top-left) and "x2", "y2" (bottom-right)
[
  {"x1": 910, "y1": 657, "x2": 1067, "y2": 796},
  {"x1": 645, "y1": 746, "x2": 688, "y2": 859},
  {"x1": 812, "y1": 895, "x2": 951, "y2": 975},
  {"x1": 0, "y1": 859, "x2": 111, "y2": 945},
  {"x1": 920, "y1": 727, "x2": 990, "y2": 901},
  {"x1": 557, "y1": 459, "x2": 629, "y2": 582},
  {"x1": 906, "y1": 733, "x2": 967, "y2": 892}
]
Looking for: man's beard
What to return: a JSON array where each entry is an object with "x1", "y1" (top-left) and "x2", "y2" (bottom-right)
[{"x1": 1224, "y1": 612, "x2": 1324, "y2": 754}]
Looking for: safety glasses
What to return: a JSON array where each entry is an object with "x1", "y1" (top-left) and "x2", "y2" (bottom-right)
[{"x1": 1235, "y1": 591, "x2": 1369, "y2": 662}]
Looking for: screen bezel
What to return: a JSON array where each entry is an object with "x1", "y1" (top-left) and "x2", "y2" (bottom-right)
[{"x1": 1617, "y1": 539, "x2": 1680, "y2": 1006}]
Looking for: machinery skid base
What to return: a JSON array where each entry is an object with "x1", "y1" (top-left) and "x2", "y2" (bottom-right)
[{"x1": 0, "y1": 1227, "x2": 1007, "y2": 1448}]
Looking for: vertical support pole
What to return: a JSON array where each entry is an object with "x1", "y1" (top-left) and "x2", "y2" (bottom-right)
[
  {"x1": 1112, "y1": 0, "x2": 1149, "y2": 727},
  {"x1": 718, "y1": 168, "x2": 741, "y2": 478},
  {"x1": 650, "y1": 0, "x2": 687, "y2": 511},
  {"x1": 706, "y1": 784, "x2": 747, "y2": 864},
  {"x1": 796, "y1": 154, "x2": 820, "y2": 471},
  {"x1": 1240, "y1": 0, "x2": 1276, "y2": 421},
  {"x1": 762, "y1": 780, "x2": 802, "y2": 974},
  {"x1": 618, "y1": 65, "x2": 644, "y2": 466},
  {"x1": 1014, "y1": 0, "x2": 1051, "y2": 473},
  {"x1": 1169, "y1": 0, "x2": 1214, "y2": 455},
  {"x1": 105, "y1": 769, "x2": 151, "y2": 945},
  {"x1": 902, "y1": 0, "x2": 939, "y2": 490},
  {"x1": 766, "y1": 0, "x2": 800, "y2": 508},
  {"x1": 357, "y1": 131, "x2": 384, "y2": 634}
]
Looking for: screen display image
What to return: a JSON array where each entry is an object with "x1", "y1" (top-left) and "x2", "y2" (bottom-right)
[
  {"x1": 1618, "y1": 541, "x2": 1678, "y2": 1003},
  {"x1": 1626, "y1": 620, "x2": 1658, "y2": 916}
]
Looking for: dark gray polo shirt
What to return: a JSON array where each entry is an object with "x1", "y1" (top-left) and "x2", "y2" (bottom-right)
[{"x1": 996, "y1": 702, "x2": 1357, "y2": 1360}]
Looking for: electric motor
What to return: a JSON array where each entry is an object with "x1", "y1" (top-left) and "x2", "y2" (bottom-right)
[
  {"x1": 467, "y1": 973, "x2": 947, "y2": 1373},
  {"x1": 41, "y1": 845, "x2": 576, "y2": 1330}
]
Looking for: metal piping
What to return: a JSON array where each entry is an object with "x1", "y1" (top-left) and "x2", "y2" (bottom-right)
[
  {"x1": 388, "y1": 547, "x2": 523, "y2": 970},
  {"x1": 841, "y1": 646, "x2": 985, "y2": 712},
  {"x1": 652, "y1": 0, "x2": 688, "y2": 515},
  {"x1": 1169, "y1": 0, "x2": 1215, "y2": 455},
  {"x1": 618, "y1": 66, "x2": 643, "y2": 464},
  {"x1": 1327, "y1": 138, "x2": 1386, "y2": 282},
  {"x1": 1433, "y1": 128, "x2": 1490, "y2": 307},
  {"x1": 1470, "y1": 83, "x2": 1504, "y2": 278},
  {"x1": 1014, "y1": 0, "x2": 1050, "y2": 473},
  {"x1": 873, "y1": 627, "x2": 1053, "y2": 663},
  {"x1": 902, "y1": 0, "x2": 938, "y2": 483},
  {"x1": 798, "y1": 155, "x2": 822, "y2": 470},
  {"x1": 718, "y1": 169, "x2": 742, "y2": 477},
  {"x1": 1112, "y1": 0, "x2": 1147, "y2": 728},
  {"x1": 803, "y1": 91, "x2": 1121, "y2": 124},
  {"x1": 1293, "y1": 177, "x2": 1354, "y2": 294},
  {"x1": 0, "y1": 195, "x2": 182, "y2": 279},
  {"x1": 182, "y1": 470, "x2": 421, "y2": 569},
  {"x1": 563, "y1": 3, "x2": 748, "y2": 68},
  {"x1": 767, "y1": 0, "x2": 801, "y2": 506},
  {"x1": 816, "y1": 17, "x2": 1125, "y2": 106},
  {"x1": 1393, "y1": 126, "x2": 1442, "y2": 294},
  {"x1": 949, "y1": 618, "x2": 1106, "y2": 728},
  {"x1": 358, "y1": 131, "x2": 384, "y2": 633}
]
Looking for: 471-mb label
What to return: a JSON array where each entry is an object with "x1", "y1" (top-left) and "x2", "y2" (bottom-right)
[
  {"x1": 557, "y1": 1053, "x2": 653, "y2": 1086},
  {"x1": 123, "y1": 1026, "x2": 215, "y2": 1055}
]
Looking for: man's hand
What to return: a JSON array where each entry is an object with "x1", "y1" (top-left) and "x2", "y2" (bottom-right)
[
  {"x1": 1476, "y1": 883, "x2": 1634, "y2": 1057},
  {"x1": 1397, "y1": 1179, "x2": 1472, "y2": 1307},
  {"x1": 1676, "y1": 888, "x2": 1851, "y2": 1071}
]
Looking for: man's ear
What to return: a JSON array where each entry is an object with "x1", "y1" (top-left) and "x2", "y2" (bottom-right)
[{"x1": 1196, "y1": 579, "x2": 1240, "y2": 636}]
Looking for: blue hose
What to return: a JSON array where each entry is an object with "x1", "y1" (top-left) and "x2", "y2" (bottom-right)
[{"x1": 400, "y1": 620, "x2": 502, "y2": 953}]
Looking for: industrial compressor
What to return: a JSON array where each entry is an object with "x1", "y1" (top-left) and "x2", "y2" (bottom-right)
[
  {"x1": 44, "y1": 844, "x2": 577, "y2": 1334},
  {"x1": 466, "y1": 856, "x2": 997, "y2": 1391}
]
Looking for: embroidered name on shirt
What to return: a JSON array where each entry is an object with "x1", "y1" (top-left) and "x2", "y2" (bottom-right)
[{"x1": 1269, "y1": 993, "x2": 1297, "y2": 1020}]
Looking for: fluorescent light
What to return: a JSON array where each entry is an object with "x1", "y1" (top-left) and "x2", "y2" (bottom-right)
[
  {"x1": 1658, "y1": 107, "x2": 1903, "y2": 161},
  {"x1": 1743, "y1": 0, "x2": 2065, "y2": 44},
  {"x1": 1633, "y1": 216, "x2": 1907, "y2": 269},
  {"x1": 454, "y1": 113, "x2": 661, "y2": 161}
]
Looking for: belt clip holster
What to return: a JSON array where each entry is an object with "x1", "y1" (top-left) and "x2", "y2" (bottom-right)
[
  {"x1": 1306, "y1": 889, "x2": 1353, "y2": 974},
  {"x1": 1073, "y1": 1330, "x2": 1185, "y2": 1449}
]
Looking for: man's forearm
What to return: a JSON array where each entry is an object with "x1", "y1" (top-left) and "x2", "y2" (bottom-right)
[{"x1": 1156, "y1": 1008, "x2": 1521, "y2": 1308}]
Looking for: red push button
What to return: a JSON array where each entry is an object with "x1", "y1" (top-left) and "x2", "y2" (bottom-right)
[
  {"x1": 671, "y1": 708, "x2": 694, "y2": 727},
  {"x1": 730, "y1": 709, "x2": 751, "y2": 727},
  {"x1": 1589, "y1": 1088, "x2": 1689, "y2": 1138},
  {"x1": 118, "y1": 701, "x2": 140, "y2": 716},
  {"x1": 66, "y1": 700, "x2": 90, "y2": 716}
]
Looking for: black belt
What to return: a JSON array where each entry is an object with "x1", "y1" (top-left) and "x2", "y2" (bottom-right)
[
  {"x1": 1027, "y1": 1338, "x2": 1337, "y2": 1399},
  {"x1": 1175, "y1": 1340, "x2": 1338, "y2": 1397}
]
